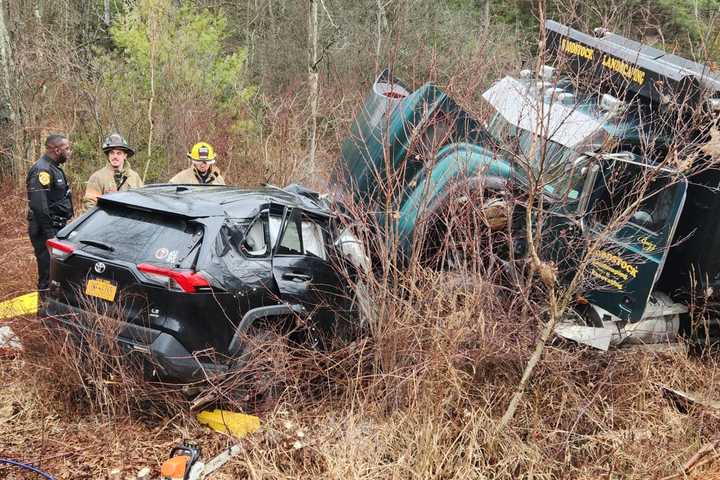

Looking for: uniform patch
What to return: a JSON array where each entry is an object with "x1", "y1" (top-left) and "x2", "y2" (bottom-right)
[{"x1": 38, "y1": 171, "x2": 51, "y2": 186}]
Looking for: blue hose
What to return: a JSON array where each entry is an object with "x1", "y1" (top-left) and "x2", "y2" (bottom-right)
[{"x1": 0, "y1": 458, "x2": 56, "y2": 480}]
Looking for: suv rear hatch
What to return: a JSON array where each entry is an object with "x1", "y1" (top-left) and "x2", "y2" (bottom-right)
[{"x1": 48, "y1": 205, "x2": 207, "y2": 337}]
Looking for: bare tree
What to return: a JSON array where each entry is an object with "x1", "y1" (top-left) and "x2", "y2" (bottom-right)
[
  {"x1": 143, "y1": 0, "x2": 160, "y2": 183},
  {"x1": 0, "y1": 0, "x2": 16, "y2": 176},
  {"x1": 307, "y1": 0, "x2": 319, "y2": 175}
]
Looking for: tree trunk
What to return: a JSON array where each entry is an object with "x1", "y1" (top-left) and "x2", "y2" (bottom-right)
[
  {"x1": 0, "y1": 0, "x2": 13, "y2": 123},
  {"x1": 103, "y1": 0, "x2": 110, "y2": 26},
  {"x1": 143, "y1": 3, "x2": 159, "y2": 183},
  {"x1": 375, "y1": 0, "x2": 387, "y2": 71},
  {"x1": 0, "y1": 0, "x2": 18, "y2": 179},
  {"x1": 484, "y1": 0, "x2": 490, "y2": 30},
  {"x1": 307, "y1": 0, "x2": 319, "y2": 175}
]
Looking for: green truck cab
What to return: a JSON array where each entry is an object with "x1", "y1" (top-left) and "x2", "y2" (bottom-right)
[{"x1": 336, "y1": 20, "x2": 720, "y2": 348}]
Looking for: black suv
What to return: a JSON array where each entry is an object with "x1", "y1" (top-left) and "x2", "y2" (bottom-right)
[{"x1": 44, "y1": 184, "x2": 364, "y2": 382}]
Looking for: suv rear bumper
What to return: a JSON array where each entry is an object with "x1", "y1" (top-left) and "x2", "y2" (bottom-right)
[{"x1": 43, "y1": 299, "x2": 228, "y2": 382}]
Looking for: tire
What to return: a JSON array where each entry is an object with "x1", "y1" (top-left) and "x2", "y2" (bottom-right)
[{"x1": 421, "y1": 188, "x2": 508, "y2": 272}]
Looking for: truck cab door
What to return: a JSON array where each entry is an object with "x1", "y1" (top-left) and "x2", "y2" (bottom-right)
[
  {"x1": 585, "y1": 159, "x2": 687, "y2": 321},
  {"x1": 271, "y1": 208, "x2": 349, "y2": 338}
]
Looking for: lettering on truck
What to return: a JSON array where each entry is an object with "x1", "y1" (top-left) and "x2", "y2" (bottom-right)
[
  {"x1": 557, "y1": 35, "x2": 646, "y2": 87},
  {"x1": 590, "y1": 250, "x2": 639, "y2": 290},
  {"x1": 601, "y1": 54, "x2": 646, "y2": 86},
  {"x1": 560, "y1": 37, "x2": 594, "y2": 60}
]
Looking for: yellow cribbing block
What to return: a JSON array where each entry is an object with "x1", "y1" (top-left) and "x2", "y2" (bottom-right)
[
  {"x1": 196, "y1": 409, "x2": 261, "y2": 439},
  {"x1": 0, "y1": 292, "x2": 38, "y2": 320}
]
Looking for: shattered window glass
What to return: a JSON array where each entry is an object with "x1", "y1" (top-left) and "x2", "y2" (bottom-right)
[
  {"x1": 241, "y1": 216, "x2": 268, "y2": 257},
  {"x1": 301, "y1": 219, "x2": 327, "y2": 260},
  {"x1": 277, "y1": 218, "x2": 302, "y2": 255}
]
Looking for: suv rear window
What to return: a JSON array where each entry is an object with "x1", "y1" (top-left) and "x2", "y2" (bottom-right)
[{"x1": 66, "y1": 207, "x2": 203, "y2": 267}]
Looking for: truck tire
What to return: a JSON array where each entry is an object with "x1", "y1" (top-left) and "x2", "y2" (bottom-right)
[{"x1": 421, "y1": 187, "x2": 508, "y2": 271}]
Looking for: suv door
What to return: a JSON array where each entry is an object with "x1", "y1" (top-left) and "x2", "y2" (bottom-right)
[{"x1": 271, "y1": 208, "x2": 348, "y2": 337}]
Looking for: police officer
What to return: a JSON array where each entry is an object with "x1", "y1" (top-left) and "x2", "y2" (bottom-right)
[
  {"x1": 27, "y1": 134, "x2": 74, "y2": 295},
  {"x1": 169, "y1": 141, "x2": 226, "y2": 185},
  {"x1": 83, "y1": 133, "x2": 143, "y2": 209}
]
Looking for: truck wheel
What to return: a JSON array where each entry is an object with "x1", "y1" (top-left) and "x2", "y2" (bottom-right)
[{"x1": 422, "y1": 190, "x2": 508, "y2": 271}]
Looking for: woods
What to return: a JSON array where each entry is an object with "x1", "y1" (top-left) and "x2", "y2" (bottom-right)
[{"x1": 0, "y1": 0, "x2": 710, "y2": 188}]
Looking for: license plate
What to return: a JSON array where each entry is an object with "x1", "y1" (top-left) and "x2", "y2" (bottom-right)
[{"x1": 85, "y1": 278, "x2": 117, "y2": 302}]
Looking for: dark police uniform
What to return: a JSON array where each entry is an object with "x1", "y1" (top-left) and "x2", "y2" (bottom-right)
[{"x1": 26, "y1": 154, "x2": 74, "y2": 292}]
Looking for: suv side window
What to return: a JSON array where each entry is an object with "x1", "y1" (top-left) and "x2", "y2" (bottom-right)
[
  {"x1": 236, "y1": 211, "x2": 286, "y2": 258},
  {"x1": 275, "y1": 210, "x2": 328, "y2": 259},
  {"x1": 269, "y1": 214, "x2": 283, "y2": 250},
  {"x1": 301, "y1": 218, "x2": 327, "y2": 260},
  {"x1": 241, "y1": 214, "x2": 269, "y2": 257},
  {"x1": 277, "y1": 215, "x2": 303, "y2": 255}
]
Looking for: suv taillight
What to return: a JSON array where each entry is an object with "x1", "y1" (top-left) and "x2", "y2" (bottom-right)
[
  {"x1": 137, "y1": 263, "x2": 210, "y2": 293},
  {"x1": 47, "y1": 239, "x2": 75, "y2": 260}
]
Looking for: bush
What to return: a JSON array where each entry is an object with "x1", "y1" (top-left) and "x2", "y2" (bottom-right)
[{"x1": 91, "y1": 0, "x2": 257, "y2": 182}]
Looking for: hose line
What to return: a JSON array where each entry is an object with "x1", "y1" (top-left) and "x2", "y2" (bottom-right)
[{"x1": 0, "y1": 458, "x2": 57, "y2": 480}]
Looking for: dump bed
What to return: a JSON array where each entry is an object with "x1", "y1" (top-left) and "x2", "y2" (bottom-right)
[{"x1": 545, "y1": 19, "x2": 720, "y2": 105}]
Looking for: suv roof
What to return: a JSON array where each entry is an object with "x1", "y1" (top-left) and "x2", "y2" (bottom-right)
[{"x1": 97, "y1": 184, "x2": 333, "y2": 219}]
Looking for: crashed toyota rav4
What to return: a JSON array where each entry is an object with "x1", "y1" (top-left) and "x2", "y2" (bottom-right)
[{"x1": 44, "y1": 184, "x2": 366, "y2": 382}]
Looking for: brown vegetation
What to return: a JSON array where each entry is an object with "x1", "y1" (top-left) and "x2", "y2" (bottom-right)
[{"x1": 2, "y1": 179, "x2": 720, "y2": 479}]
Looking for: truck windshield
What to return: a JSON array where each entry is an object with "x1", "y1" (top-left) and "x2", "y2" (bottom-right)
[{"x1": 487, "y1": 111, "x2": 587, "y2": 203}]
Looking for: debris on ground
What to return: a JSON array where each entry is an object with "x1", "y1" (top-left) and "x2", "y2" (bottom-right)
[
  {"x1": 0, "y1": 291, "x2": 38, "y2": 319},
  {"x1": 658, "y1": 383, "x2": 720, "y2": 414},
  {"x1": 196, "y1": 409, "x2": 261, "y2": 439},
  {"x1": 0, "y1": 292, "x2": 38, "y2": 350},
  {"x1": 554, "y1": 323, "x2": 614, "y2": 350},
  {"x1": 0, "y1": 325, "x2": 20, "y2": 350}
]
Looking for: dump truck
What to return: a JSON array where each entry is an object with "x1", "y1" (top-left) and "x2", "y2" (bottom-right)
[{"x1": 336, "y1": 20, "x2": 720, "y2": 349}]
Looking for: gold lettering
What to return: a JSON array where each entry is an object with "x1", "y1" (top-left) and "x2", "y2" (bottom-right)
[
  {"x1": 639, "y1": 236, "x2": 657, "y2": 253},
  {"x1": 601, "y1": 54, "x2": 646, "y2": 86},
  {"x1": 560, "y1": 37, "x2": 594, "y2": 61},
  {"x1": 594, "y1": 250, "x2": 638, "y2": 278},
  {"x1": 591, "y1": 261, "x2": 629, "y2": 281},
  {"x1": 590, "y1": 269, "x2": 624, "y2": 290}
]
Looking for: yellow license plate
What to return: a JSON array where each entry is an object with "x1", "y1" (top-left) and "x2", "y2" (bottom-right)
[{"x1": 85, "y1": 278, "x2": 117, "y2": 302}]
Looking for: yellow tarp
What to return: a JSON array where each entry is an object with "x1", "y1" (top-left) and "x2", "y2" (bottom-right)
[
  {"x1": 196, "y1": 409, "x2": 260, "y2": 439},
  {"x1": 0, "y1": 292, "x2": 38, "y2": 320}
]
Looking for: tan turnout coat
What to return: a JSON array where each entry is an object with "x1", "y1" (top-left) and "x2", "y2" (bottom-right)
[
  {"x1": 169, "y1": 166, "x2": 225, "y2": 185},
  {"x1": 83, "y1": 164, "x2": 144, "y2": 209}
]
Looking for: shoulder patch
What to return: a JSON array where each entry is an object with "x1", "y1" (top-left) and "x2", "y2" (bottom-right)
[{"x1": 38, "y1": 171, "x2": 51, "y2": 186}]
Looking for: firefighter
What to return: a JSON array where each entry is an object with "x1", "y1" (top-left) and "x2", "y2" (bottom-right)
[
  {"x1": 83, "y1": 133, "x2": 143, "y2": 209},
  {"x1": 169, "y1": 142, "x2": 226, "y2": 185},
  {"x1": 26, "y1": 133, "x2": 74, "y2": 295}
]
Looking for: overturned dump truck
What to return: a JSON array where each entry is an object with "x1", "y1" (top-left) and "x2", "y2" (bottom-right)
[{"x1": 337, "y1": 20, "x2": 720, "y2": 349}]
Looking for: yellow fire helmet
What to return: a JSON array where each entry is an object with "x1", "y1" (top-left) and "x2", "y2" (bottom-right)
[{"x1": 187, "y1": 141, "x2": 216, "y2": 164}]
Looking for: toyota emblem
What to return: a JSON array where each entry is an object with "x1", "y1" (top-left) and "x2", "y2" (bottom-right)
[{"x1": 94, "y1": 262, "x2": 106, "y2": 274}]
